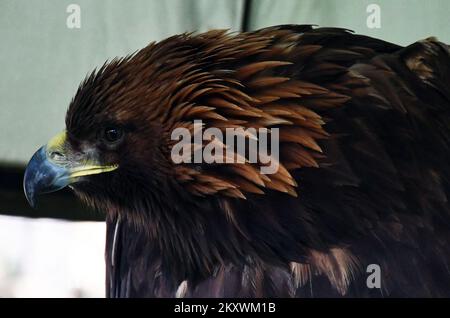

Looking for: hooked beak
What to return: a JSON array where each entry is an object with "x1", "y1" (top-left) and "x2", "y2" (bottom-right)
[{"x1": 23, "y1": 131, "x2": 118, "y2": 208}]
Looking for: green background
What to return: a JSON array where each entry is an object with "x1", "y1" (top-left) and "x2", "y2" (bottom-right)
[{"x1": 1, "y1": 0, "x2": 449, "y2": 164}]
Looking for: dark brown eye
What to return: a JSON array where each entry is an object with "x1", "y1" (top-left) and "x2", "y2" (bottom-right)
[{"x1": 103, "y1": 127, "x2": 123, "y2": 143}]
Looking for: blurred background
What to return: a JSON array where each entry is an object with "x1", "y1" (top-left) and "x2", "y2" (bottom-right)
[{"x1": 0, "y1": 0, "x2": 449, "y2": 297}]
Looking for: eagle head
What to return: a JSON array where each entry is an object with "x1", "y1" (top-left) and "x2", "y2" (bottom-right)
[{"x1": 24, "y1": 30, "x2": 326, "y2": 217}]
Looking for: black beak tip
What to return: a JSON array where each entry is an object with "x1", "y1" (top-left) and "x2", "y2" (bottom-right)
[
  {"x1": 23, "y1": 165, "x2": 37, "y2": 209},
  {"x1": 23, "y1": 146, "x2": 46, "y2": 209},
  {"x1": 24, "y1": 191, "x2": 37, "y2": 209}
]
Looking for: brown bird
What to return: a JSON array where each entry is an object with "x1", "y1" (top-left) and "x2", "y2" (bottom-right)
[{"x1": 23, "y1": 25, "x2": 450, "y2": 297}]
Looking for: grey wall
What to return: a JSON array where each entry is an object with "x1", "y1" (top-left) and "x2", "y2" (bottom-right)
[{"x1": 1, "y1": 0, "x2": 449, "y2": 164}]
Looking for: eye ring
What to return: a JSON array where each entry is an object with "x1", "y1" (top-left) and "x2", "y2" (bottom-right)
[{"x1": 103, "y1": 127, "x2": 123, "y2": 143}]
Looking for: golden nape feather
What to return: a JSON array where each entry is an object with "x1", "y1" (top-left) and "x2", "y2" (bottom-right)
[{"x1": 134, "y1": 27, "x2": 361, "y2": 199}]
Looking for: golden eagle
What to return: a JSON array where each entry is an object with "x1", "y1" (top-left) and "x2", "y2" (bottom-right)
[{"x1": 23, "y1": 25, "x2": 450, "y2": 297}]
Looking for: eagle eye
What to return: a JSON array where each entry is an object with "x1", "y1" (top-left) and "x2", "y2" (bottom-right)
[{"x1": 103, "y1": 127, "x2": 123, "y2": 143}]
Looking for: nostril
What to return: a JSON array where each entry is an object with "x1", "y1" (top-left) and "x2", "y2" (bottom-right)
[{"x1": 49, "y1": 151, "x2": 65, "y2": 161}]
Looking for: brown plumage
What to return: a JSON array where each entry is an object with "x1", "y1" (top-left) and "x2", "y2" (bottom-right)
[{"x1": 28, "y1": 25, "x2": 450, "y2": 297}]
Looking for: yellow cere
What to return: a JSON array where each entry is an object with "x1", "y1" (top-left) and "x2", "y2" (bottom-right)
[{"x1": 46, "y1": 130, "x2": 68, "y2": 152}]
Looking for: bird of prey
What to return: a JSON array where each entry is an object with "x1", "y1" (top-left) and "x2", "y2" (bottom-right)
[{"x1": 23, "y1": 25, "x2": 450, "y2": 297}]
